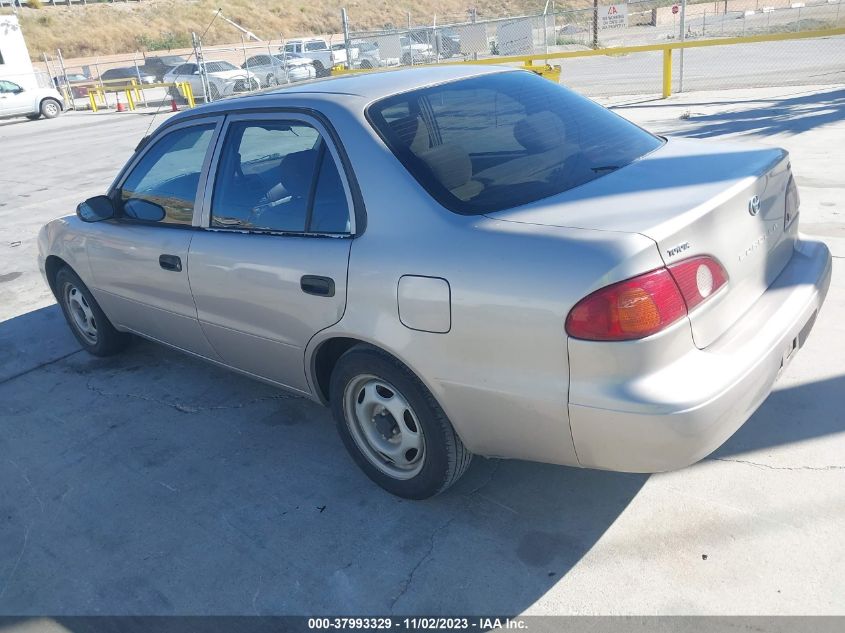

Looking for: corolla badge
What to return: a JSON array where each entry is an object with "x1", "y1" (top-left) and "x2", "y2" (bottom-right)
[{"x1": 748, "y1": 195, "x2": 761, "y2": 216}]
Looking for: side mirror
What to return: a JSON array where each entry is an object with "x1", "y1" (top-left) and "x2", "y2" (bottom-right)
[
  {"x1": 123, "y1": 198, "x2": 166, "y2": 222},
  {"x1": 77, "y1": 195, "x2": 115, "y2": 223},
  {"x1": 13, "y1": 87, "x2": 24, "y2": 94}
]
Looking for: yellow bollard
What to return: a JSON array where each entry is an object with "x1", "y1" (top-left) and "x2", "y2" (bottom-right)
[
  {"x1": 88, "y1": 91, "x2": 98, "y2": 113},
  {"x1": 662, "y1": 48, "x2": 672, "y2": 98},
  {"x1": 182, "y1": 82, "x2": 195, "y2": 108},
  {"x1": 124, "y1": 88, "x2": 136, "y2": 110}
]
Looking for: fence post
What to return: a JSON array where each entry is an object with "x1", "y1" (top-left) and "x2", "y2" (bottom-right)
[
  {"x1": 679, "y1": 0, "x2": 686, "y2": 92},
  {"x1": 341, "y1": 8, "x2": 353, "y2": 70},
  {"x1": 56, "y1": 48, "x2": 74, "y2": 109},
  {"x1": 662, "y1": 48, "x2": 672, "y2": 98},
  {"x1": 592, "y1": 0, "x2": 599, "y2": 48},
  {"x1": 132, "y1": 53, "x2": 147, "y2": 107}
]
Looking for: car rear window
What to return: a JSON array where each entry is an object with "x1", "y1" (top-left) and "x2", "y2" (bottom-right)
[{"x1": 367, "y1": 71, "x2": 663, "y2": 215}]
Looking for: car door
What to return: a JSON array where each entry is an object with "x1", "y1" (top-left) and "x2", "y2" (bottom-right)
[
  {"x1": 0, "y1": 80, "x2": 32, "y2": 116},
  {"x1": 84, "y1": 116, "x2": 224, "y2": 359},
  {"x1": 188, "y1": 113, "x2": 355, "y2": 393}
]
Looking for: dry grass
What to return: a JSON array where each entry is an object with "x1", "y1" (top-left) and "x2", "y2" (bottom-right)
[{"x1": 4, "y1": 0, "x2": 592, "y2": 59}]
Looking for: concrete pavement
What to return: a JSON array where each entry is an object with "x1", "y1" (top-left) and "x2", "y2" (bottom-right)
[{"x1": 0, "y1": 84, "x2": 843, "y2": 615}]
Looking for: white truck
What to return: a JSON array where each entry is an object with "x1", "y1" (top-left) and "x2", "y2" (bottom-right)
[{"x1": 283, "y1": 38, "x2": 348, "y2": 76}]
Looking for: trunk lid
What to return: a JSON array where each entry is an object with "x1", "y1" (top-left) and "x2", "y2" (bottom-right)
[{"x1": 487, "y1": 137, "x2": 798, "y2": 348}]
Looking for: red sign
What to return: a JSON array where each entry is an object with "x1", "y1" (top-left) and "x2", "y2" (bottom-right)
[{"x1": 672, "y1": 4, "x2": 679, "y2": 13}]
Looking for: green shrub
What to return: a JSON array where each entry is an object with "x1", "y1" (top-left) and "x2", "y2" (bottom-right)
[{"x1": 135, "y1": 31, "x2": 191, "y2": 51}]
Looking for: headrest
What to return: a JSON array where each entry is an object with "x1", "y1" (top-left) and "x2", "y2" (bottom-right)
[
  {"x1": 418, "y1": 144, "x2": 473, "y2": 193},
  {"x1": 513, "y1": 111, "x2": 566, "y2": 153},
  {"x1": 388, "y1": 115, "x2": 430, "y2": 153},
  {"x1": 279, "y1": 149, "x2": 319, "y2": 198}
]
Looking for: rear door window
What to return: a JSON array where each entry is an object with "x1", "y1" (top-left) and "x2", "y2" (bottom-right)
[
  {"x1": 211, "y1": 120, "x2": 351, "y2": 234},
  {"x1": 367, "y1": 71, "x2": 663, "y2": 215}
]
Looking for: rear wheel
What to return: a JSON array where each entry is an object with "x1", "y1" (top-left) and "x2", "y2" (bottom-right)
[
  {"x1": 360, "y1": 60, "x2": 372, "y2": 70},
  {"x1": 56, "y1": 267, "x2": 130, "y2": 357},
  {"x1": 266, "y1": 73, "x2": 277, "y2": 87},
  {"x1": 40, "y1": 98, "x2": 61, "y2": 119},
  {"x1": 330, "y1": 346, "x2": 472, "y2": 499},
  {"x1": 313, "y1": 60, "x2": 327, "y2": 77}
]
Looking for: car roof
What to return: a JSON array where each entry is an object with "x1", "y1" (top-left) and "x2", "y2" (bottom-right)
[{"x1": 168, "y1": 65, "x2": 512, "y2": 119}]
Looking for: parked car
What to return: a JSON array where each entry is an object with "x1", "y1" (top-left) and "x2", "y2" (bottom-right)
[
  {"x1": 38, "y1": 67, "x2": 831, "y2": 499},
  {"x1": 241, "y1": 53, "x2": 316, "y2": 86},
  {"x1": 163, "y1": 60, "x2": 259, "y2": 100},
  {"x1": 52, "y1": 72, "x2": 92, "y2": 99},
  {"x1": 140, "y1": 55, "x2": 188, "y2": 81},
  {"x1": 283, "y1": 38, "x2": 347, "y2": 76},
  {"x1": 100, "y1": 67, "x2": 157, "y2": 85},
  {"x1": 399, "y1": 37, "x2": 435, "y2": 65},
  {"x1": 349, "y1": 40, "x2": 383, "y2": 69},
  {"x1": 0, "y1": 79, "x2": 64, "y2": 120},
  {"x1": 410, "y1": 28, "x2": 461, "y2": 59}
]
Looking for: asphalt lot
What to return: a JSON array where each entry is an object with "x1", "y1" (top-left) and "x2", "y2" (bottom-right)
[{"x1": 1, "y1": 83, "x2": 843, "y2": 615}]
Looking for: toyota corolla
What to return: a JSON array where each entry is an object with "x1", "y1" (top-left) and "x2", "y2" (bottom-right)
[{"x1": 38, "y1": 67, "x2": 832, "y2": 498}]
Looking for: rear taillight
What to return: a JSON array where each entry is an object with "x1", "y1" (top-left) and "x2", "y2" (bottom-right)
[
  {"x1": 666, "y1": 256, "x2": 728, "y2": 311},
  {"x1": 565, "y1": 256, "x2": 728, "y2": 342},
  {"x1": 785, "y1": 175, "x2": 799, "y2": 229}
]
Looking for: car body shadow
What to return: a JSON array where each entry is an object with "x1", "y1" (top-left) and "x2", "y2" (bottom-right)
[{"x1": 0, "y1": 304, "x2": 646, "y2": 615}]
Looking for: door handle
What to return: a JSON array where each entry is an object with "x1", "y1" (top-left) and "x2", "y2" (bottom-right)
[
  {"x1": 159, "y1": 254, "x2": 182, "y2": 272},
  {"x1": 301, "y1": 275, "x2": 335, "y2": 297}
]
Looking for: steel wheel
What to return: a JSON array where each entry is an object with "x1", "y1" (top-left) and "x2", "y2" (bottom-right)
[
  {"x1": 343, "y1": 374, "x2": 426, "y2": 479},
  {"x1": 41, "y1": 99, "x2": 60, "y2": 119},
  {"x1": 64, "y1": 283, "x2": 97, "y2": 345}
]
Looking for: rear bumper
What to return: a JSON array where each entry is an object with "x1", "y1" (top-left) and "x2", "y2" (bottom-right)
[{"x1": 568, "y1": 236, "x2": 832, "y2": 473}]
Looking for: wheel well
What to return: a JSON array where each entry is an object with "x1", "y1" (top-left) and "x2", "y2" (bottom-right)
[
  {"x1": 44, "y1": 255, "x2": 69, "y2": 298},
  {"x1": 40, "y1": 96, "x2": 62, "y2": 111},
  {"x1": 312, "y1": 337, "x2": 368, "y2": 404}
]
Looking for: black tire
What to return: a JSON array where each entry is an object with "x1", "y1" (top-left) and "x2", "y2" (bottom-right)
[
  {"x1": 401, "y1": 53, "x2": 411, "y2": 66},
  {"x1": 330, "y1": 346, "x2": 472, "y2": 499},
  {"x1": 40, "y1": 98, "x2": 61, "y2": 119},
  {"x1": 313, "y1": 60, "x2": 327, "y2": 77},
  {"x1": 208, "y1": 83, "x2": 220, "y2": 102},
  {"x1": 360, "y1": 60, "x2": 372, "y2": 70},
  {"x1": 26, "y1": 113, "x2": 41, "y2": 120},
  {"x1": 55, "y1": 267, "x2": 130, "y2": 357}
]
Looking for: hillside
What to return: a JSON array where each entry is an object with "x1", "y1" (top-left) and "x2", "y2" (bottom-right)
[{"x1": 4, "y1": 0, "x2": 590, "y2": 59}]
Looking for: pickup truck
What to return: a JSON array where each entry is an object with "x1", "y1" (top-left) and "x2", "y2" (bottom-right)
[{"x1": 282, "y1": 38, "x2": 348, "y2": 76}]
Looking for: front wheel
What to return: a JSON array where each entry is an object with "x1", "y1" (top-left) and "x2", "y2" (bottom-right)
[
  {"x1": 330, "y1": 346, "x2": 472, "y2": 499},
  {"x1": 313, "y1": 60, "x2": 327, "y2": 77},
  {"x1": 40, "y1": 98, "x2": 61, "y2": 119},
  {"x1": 56, "y1": 267, "x2": 130, "y2": 356}
]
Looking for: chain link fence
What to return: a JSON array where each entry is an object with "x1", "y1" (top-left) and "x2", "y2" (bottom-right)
[
  {"x1": 24, "y1": 0, "x2": 845, "y2": 108},
  {"x1": 343, "y1": 0, "x2": 844, "y2": 98}
]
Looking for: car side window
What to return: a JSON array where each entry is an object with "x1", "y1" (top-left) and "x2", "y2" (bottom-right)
[
  {"x1": 119, "y1": 124, "x2": 216, "y2": 226},
  {"x1": 211, "y1": 120, "x2": 351, "y2": 234},
  {"x1": 0, "y1": 80, "x2": 21, "y2": 93}
]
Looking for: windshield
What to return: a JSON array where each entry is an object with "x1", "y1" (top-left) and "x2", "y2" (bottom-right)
[{"x1": 367, "y1": 71, "x2": 663, "y2": 215}]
